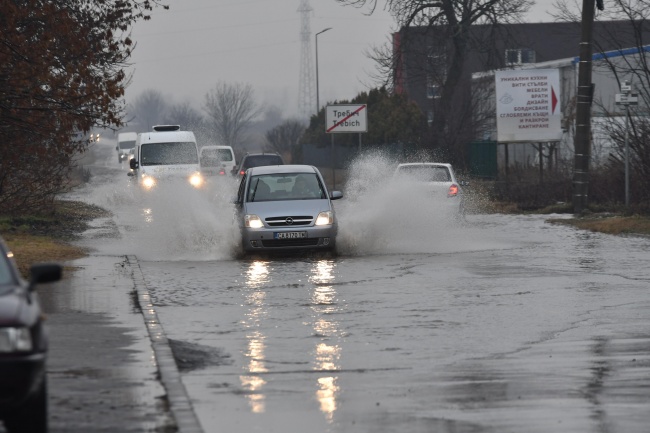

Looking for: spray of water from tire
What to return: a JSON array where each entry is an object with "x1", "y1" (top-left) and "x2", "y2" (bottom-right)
[{"x1": 335, "y1": 151, "x2": 487, "y2": 256}]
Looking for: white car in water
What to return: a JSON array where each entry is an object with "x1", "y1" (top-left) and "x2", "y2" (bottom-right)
[{"x1": 393, "y1": 162, "x2": 467, "y2": 218}]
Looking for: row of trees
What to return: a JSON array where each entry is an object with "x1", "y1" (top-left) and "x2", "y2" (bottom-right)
[
  {"x1": 126, "y1": 84, "x2": 301, "y2": 158},
  {"x1": 128, "y1": 84, "x2": 427, "y2": 164},
  {"x1": 1, "y1": 0, "x2": 168, "y2": 214}
]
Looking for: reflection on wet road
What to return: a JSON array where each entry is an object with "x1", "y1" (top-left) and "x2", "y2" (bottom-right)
[{"x1": 132, "y1": 219, "x2": 650, "y2": 433}]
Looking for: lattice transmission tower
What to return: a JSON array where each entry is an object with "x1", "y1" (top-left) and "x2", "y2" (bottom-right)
[{"x1": 297, "y1": 0, "x2": 315, "y2": 117}]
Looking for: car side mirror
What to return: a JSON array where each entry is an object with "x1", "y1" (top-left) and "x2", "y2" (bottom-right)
[
  {"x1": 329, "y1": 191, "x2": 343, "y2": 200},
  {"x1": 116, "y1": 146, "x2": 119, "y2": 151},
  {"x1": 28, "y1": 263, "x2": 62, "y2": 292},
  {"x1": 130, "y1": 159, "x2": 138, "y2": 170}
]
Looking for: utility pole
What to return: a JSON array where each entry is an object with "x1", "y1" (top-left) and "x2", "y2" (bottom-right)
[{"x1": 572, "y1": 0, "x2": 603, "y2": 214}]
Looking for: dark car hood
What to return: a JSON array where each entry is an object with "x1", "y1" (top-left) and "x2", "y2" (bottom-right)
[{"x1": 0, "y1": 291, "x2": 26, "y2": 326}]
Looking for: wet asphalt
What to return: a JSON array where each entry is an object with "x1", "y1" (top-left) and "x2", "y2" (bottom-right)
[
  {"x1": 6, "y1": 141, "x2": 649, "y2": 433},
  {"x1": 36, "y1": 253, "x2": 194, "y2": 433}
]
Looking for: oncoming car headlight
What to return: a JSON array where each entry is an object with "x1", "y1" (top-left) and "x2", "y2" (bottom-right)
[
  {"x1": 315, "y1": 211, "x2": 334, "y2": 226},
  {"x1": 245, "y1": 214, "x2": 263, "y2": 229},
  {"x1": 142, "y1": 175, "x2": 156, "y2": 190},
  {"x1": 0, "y1": 327, "x2": 33, "y2": 353},
  {"x1": 189, "y1": 172, "x2": 204, "y2": 188}
]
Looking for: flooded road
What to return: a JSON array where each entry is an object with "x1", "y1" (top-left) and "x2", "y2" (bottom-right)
[{"x1": 74, "y1": 142, "x2": 650, "y2": 433}]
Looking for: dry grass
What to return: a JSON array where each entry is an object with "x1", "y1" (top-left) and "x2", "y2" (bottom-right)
[
  {"x1": 4, "y1": 233, "x2": 87, "y2": 277},
  {"x1": 1, "y1": 200, "x2": 109, "y2": 278},
  {"x1": 547, "y1": 214, "x2": 650, "y2": 236}
]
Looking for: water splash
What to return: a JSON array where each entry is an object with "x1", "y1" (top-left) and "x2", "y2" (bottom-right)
[{"x1": 334, "y1": 151, "x2": 492, "y2": 256}]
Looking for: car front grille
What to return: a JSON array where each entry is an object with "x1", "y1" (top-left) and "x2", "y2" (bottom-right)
[
  {"x1": 261, "y1": 238, "x2": 320, "y2": 247},
  {"x1": 265, "y1": 216, "x2": 313, "y2": 227}
]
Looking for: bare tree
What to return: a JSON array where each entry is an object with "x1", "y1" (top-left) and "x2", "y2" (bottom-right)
[
  {"x1": 130, "y1": 89, "x2": 169, "y2": 131},
  {"x1": 164, "y1": 101, "x2": 208, "y2": 143},
  {"x1": 165, "y1": 102, "x2": 204, "y2": 130},
  {"x1": 264, "y1": 119, "x2": 307, "y2": 163},
  {"x1": 337, "y1": 0, "x2": 532, "y2": 163},
  {"x1": 203, "y1": 82, "x2": 263, "y2": 149}
]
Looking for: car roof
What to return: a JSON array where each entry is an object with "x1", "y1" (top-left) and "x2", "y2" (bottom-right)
[
  {"x1": 244, "y1": 152, "x2": 279, "y2": 156},
  {"x1": 137, "y1": 130, "x2": 196, "y2": 144},
  {"x1": 396, "y1": 162, "x2": 452, "y2": 169},
  {"x1": 248, "y1": 164, "x2": 317, "y2": 176},
  {"x1": 201, "y1": 145, "x2": 233, "y2": 150}
]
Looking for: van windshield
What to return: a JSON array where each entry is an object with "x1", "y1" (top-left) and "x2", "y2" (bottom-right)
[
  {"x1": 119, "y1": 140, "x2": 136, "y2": 150},
  {"x1": 141, "y1": 142, "x2": 198, "y2": 166}
]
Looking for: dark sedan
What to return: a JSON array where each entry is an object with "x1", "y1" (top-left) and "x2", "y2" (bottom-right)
[{"x1": 0, "y1": 237, "x2": 61, "y2": 433}]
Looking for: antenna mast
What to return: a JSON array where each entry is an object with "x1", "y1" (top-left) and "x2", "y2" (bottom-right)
[{"x1": 297, "y1": 0, "x2": 315, "y2": 117}]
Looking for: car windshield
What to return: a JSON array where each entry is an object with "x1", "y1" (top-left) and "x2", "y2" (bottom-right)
[
  {"x1": 397, "y1": 165, "x2": 451, "y2": 182},
  {"x1": 247, "y1": 173, "x2": 325, "y2": 202},
  {"x1": 200, "y1": 149, "x2": 233, "y2": 167},
  {"x1": 119, "y1": 140, "x2": 136, "y2": 150},
  {"x1": 243, "y1": 155, "x2": 282, "y2": 169},
  {"x1": 140, "y1": 142, "x2": 198, "y2": 166},
  {"x1": 0, "y1": 253, "x2": 16, "y2": 293}
]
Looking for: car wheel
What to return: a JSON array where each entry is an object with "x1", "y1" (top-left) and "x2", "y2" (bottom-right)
[{"x1": 4, "y1": 379, "x2": 48, "y2": 433}]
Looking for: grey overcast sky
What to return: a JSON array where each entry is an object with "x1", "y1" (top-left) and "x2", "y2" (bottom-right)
[{"x1": 125, "y1": 0, "x2": 559, "y2": 119}]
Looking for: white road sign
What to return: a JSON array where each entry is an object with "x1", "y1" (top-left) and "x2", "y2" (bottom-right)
[
  {"x1": 615, "y1": 93, "x2": 638, "y2": 105},
  {"x1": 326, "y1": 104, "x2": 368, "y2": 133},
  {"x1": 495, "y1": 69, "x2": 563, "y2": 143}
]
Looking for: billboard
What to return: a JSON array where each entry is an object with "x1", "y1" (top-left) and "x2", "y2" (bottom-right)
[{"x1": 495, "y1": 69, "x2": 562, "y2": 143}]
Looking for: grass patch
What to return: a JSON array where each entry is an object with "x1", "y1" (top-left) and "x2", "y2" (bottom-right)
[
  {"x1": 0, "y1": 200, "x2": 110, "y2": 278},
  {"x1": 547, "y1": 214, "x2": 650, "y2": 236}
]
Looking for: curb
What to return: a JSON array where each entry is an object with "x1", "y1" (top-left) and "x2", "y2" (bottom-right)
[{"x1": 126, "y1": 255, "x2": 204, "y2": 433}]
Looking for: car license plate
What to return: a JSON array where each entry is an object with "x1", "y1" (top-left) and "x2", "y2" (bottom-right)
[{"x1": 274, "y1": 231, "x2": 307, "y2": 239}]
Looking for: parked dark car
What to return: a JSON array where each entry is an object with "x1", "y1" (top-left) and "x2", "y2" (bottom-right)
[
  {"x1": 233, "y1": 152, "x2": 284, "y2": 177},
  {"x1": 0, "y1": 237, "x2": 62, "y2": 433}
]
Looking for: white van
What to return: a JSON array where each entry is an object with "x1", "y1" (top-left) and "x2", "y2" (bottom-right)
[
  {"x1": 128, "y1": 125, "x2": 204, "y2": 191},
  {"x1": 199, "y1": 145, "x2": 236, "y2": 176},
  {"x1": 116, "y1": 132, "x2": 137, "y2": 163}
]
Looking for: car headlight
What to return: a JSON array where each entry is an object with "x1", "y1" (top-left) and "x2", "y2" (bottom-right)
[
  {"x1": 315, "y1": 211, "x2": 334, "y2": 226},
  {"x1": 245, "y1": 214, "x2": 264, "y2": 228},
  {"x1": 189, "y1": 172, "x2": 204, "y2": 188},
  {"x1": 0, "y1": 327, "x2": 33, "y2": 353},
  {"x1": 142, "y1": 175, "x2": 156, "y2": 189}
]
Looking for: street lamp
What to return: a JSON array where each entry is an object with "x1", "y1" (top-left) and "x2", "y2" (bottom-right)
[{"x1": 315, "y1": 27, "x2": 332, "y2": 114}]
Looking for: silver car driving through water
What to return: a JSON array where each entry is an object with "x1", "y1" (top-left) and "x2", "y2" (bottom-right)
[{"x1": 235, "y1": 165, "x2": 343, "y2": 253}]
